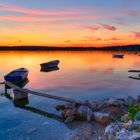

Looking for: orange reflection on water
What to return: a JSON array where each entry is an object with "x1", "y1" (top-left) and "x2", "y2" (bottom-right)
[{"x1": 0, "y1": 51, "x2": 140, "y2": 92}]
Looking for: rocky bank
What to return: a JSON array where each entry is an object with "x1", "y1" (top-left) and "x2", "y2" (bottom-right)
[{"x1": 55, "y1": 95, "x2": 140, "y2": 140}]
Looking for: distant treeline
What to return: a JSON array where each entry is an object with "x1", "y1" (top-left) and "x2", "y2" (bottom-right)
[{"x1": 0, "y1": 45, "x2": 140, "y2": 51}]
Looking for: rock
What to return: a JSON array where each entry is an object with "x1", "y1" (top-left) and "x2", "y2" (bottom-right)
[
  {"x1": 65, "y1": 102, "x2": 77, "y2": 109},
  {"x1": 55, "y1": 105, "x2": 65, "y2": 111},
  {"x1": 102, "y1": 104, "x2": 127, "y2": 121},
  {"x1": 107, "y1": 99, "x2": 122, "y2": 106},
  {"x1": 93, "y1": 112, "x2": 110, "y2": 124},
  {"x1": 65, "y1": 116, "x2": 75, "y2": 123},
  {"x1": 77, "y1": 106, "x2": 89, "y2": 119},
  {"x1": 128, "y1": 131, "x2": 140, "y2": 140},
  {"x1": 105, "y1": 124, "x2": 120, "y2": 140},
  {"x1": 63, "y1": 108, "x2": 76, "y2": 118},
  {"x1": 122, "y1": 120, "x2": 132, "y2": 129},
  {"x1": 122, "y1": 120, "x2": 137, "y2": 130},
  {"x1": 117, "y1": 98, "x2": 125, "y2": 102},
  {"x1": 26, "y1": 128, "x2": 37, "y2": 135},
  {"x1": 97, "y1": 101, "x2": 108, "y2": 110},
  {"x1": 137, "y1": 95, "x2": 140, "y2": 103},
  {"x1": 137, "y1": 125, "x2": 140, "y2": 132},
  {"x1": 105, "y1": 123, "x2": 140, "y2": 140},
  {"x1": 75, "y1": 106, "x2": 93, "y2": 121},
  {"x1": 87, "y1": 102, "x2": 98, "y2": 111},
  {"x1": 121, "y1": 113, "x2": 131, "y2": 122},
  {"x1": 116, "y1": 128, "x2": 129, "y2": 140},
  {"x1": 135, "y1": 112, "x2": 140, "y2": 121},
  {"x1": 125, "y1": 96, "x2": 135, "y2": 105},
  {"x1": 87, "y1": 108, "x2": 93, "y2": 121}
]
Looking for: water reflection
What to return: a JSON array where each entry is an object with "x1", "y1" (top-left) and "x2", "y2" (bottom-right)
[
  {"x1": 4, "y1": 93, "x2": 62, "y2": 122},
  {"x1": 0, "y1": 51, "x2": 140, "y2": 100},
  {"x1": 40, "y1": 66, "x2": 59, "y2": 72},
  {"x1": 5, "y1": 78, "x2": 29, "y2": 89},
  {"x1": 1, "y1": 51, "x2": 140, "y2": 140},
  {"x1": 129, "y1": 76, "x2": 140, "y2": 80}
]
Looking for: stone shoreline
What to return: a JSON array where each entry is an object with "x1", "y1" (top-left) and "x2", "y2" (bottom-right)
[{"x1": 56, "y1": 95, "x2": 140, "y2": 140}]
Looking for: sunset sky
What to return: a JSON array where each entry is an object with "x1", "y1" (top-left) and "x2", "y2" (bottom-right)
[{"x1": 0, "y1": 0, "x2": 140, "y2": 47}]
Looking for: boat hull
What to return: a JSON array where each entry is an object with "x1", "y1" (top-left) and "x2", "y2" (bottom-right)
[
  {"x1": 40, "y1": 60, "x2": 60, "y2": 69},
  {"x1": 113, "y1": 54, "x2": 124, "y2": 58},
  {"x1": 4, "y1": 68, "x2": 29, "y2": 82}
]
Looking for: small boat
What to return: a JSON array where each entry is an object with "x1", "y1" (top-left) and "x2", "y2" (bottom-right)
[
  {"x1": 4, "y1": 68, "x2": 29, "y2": 82},
  {"x1": 113, "y1": 54, "x2": 124, "y2": 58},
  {"x1": 40, "y1": 60, "x2": 60, "y2": 69}
]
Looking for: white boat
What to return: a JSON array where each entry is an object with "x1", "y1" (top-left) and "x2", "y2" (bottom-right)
[
  {"x1": 40, "y1": 60, "x2": 60, "y2": 69},
  {"x1": 113, "y1": 54, "x2": 124, "y2": 58}
]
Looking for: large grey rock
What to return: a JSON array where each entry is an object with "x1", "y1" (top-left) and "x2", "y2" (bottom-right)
[
  {"x1": 93, "y1": 112, "x2": 110, "y2": 124},
  {"x1": 125, "y1": 96, "x2": 135, "y2": 105}
]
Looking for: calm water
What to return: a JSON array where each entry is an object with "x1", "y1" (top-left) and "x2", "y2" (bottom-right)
[{"x1": 0, "y1": 51, "x2": 140, "y2": 140}]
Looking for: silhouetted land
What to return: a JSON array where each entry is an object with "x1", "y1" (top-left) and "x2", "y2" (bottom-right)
[{"x1": 0, "y1": 45, "x2": 140, "y2": 51}]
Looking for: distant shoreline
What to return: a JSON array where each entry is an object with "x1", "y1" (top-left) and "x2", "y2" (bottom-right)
[{"x1": 0, "y1": 45, "x2": 140, "y2": 51}]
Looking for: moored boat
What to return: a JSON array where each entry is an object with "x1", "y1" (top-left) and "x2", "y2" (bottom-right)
[
  {"x1": 40, "y1": 60, "x2": 60, "y2": 69},
  {"x1": 113, "y1": 54, "x2": 124, "y2": 58},
  {"x1": 4, "y1": 68, "x2": 29, "y2": 82}
]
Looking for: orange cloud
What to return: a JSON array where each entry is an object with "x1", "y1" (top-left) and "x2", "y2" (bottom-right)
[{"x1": 0, "y1": 3, "x2": 80, "y2": 15}]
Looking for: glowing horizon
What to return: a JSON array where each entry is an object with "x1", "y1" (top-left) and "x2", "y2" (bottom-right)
[{"x1": 0, "y1": 0, "x2": 140, "y2": 47}]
